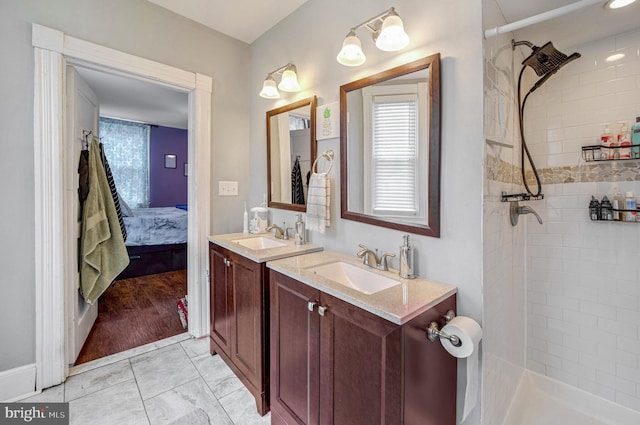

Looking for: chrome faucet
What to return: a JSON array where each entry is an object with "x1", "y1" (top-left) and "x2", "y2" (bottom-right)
[
  {"x1": 510, "y1": 201, "x2": 543, "y2": 226},
  {"x1": 266, "y1": 224, "x2": 285, "y2": 239},
  {"x1": 356, "y1": 244, "x2": 396, "y2": 271}
]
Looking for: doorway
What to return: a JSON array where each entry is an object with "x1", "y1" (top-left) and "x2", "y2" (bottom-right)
[
  {"x1": 33, "y1": 24, "x2": 212, "y2": 390},
  {"x1": 67, "y1": 65, "x2": 191, "y2": 365}
]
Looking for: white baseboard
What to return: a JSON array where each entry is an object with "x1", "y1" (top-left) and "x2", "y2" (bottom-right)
[{"x1": 0, "y1": 363, "x2": 36, "y2": 402}]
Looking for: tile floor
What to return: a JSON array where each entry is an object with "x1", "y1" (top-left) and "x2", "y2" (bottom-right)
[{"x1": 21, "y1": 334, "x2": 270, "y2": 425}]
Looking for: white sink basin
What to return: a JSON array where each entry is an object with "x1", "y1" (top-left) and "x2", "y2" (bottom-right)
[
  {"x1": 232, "y1": 236, "x2": 287, "y2": 250},
  {"x1": 307, "y1": 261, "x2": 401, "y2": 295}
]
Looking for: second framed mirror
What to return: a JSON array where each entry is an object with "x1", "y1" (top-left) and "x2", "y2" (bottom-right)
[{"x1": 267, "y1": 96, "x2": 317, "y2": 211}]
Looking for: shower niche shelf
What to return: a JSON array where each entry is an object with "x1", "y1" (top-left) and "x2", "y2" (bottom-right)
[
  {"x1": 582, "y1": 144, "x2": 640, "y2": 162},
  {"x1": 501, "y1": 191, "x2": 544, "y2": 202}
]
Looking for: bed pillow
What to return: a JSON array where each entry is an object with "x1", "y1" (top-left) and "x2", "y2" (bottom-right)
[{"x1": 118, "y1": 193, "x2": 134, "y2": 217}]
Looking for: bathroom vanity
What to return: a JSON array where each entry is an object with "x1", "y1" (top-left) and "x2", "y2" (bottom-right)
[
  {"x1": 267, "y1": 251, "x2": 458, "y2": 425},
  {"x1": 208, "y1": 233, "x2": 322, "y2": 415}
]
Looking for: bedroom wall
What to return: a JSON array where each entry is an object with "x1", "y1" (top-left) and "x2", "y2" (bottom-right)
[
  {"x1": 149, "y1": 126, "x2": 188, "y2": 208},
  {"x1": 0, "y1": 0, "x2": 250, "y2": 373},
  {"x1": 249, "y1": 0, "x2": 485, "y2": 422}
]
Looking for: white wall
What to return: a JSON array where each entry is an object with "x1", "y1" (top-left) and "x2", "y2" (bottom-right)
[
  {"x1": 250, "y1": 0, "x2": 485, "y2": 422},
  {"x1": 481, "y1": 2, "x2": 528, "y2": 424},
  {"x1": 0, "y1": 0, "x2": 250, "y2": 372},
  {"x1": 524, "y1": 28, "x2": 640, "y2": 411}
]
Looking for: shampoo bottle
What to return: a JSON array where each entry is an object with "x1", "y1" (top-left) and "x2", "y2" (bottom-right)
[
  {"x1": 632, "y1": 117, "x2": 640, "y2": 158},
  {"x1": 399, "y1": 234, "x2": 415, "y2": 279},
  {"x1": 625, "y1": 192, "x2": 637, "y2": 222},
  {"x1": 618, "y1": 122, "x2": 631, "y2": 159},
  {"x1": 612, "y1": 187, "x2": 624, "y2": 221},
  {"x1": 601, "y1": 124, "x2": 614, "y2": 159}
]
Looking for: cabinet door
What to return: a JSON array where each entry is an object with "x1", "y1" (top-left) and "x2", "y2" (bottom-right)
[
  {"x1": 318, "y1": 292, "x2": 402, "y2": 425},
  {"x1": 210, "y1": 244, "x2": 232, "y2": 357},
  {"x1": 229, "y1": 252, "x2": 265, "y2": 392},
  {"x1": 270, "y1": 271, "x2": 321, "y2": 425}
]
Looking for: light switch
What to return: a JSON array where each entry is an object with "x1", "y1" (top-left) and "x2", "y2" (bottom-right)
[{"x1": 219, "y1": 181, "x2": 238, "y2": 196}]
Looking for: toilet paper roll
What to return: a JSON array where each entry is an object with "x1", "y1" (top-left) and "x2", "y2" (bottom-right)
[{"x1": 440, "y1": 316, "x2": 483, "y2": 422}]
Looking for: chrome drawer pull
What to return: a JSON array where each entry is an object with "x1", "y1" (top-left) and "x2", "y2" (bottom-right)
[
  {"x1": 308, "y1": 301, "x2": 317, "y2": 312},
  {"x1": 318, "y1": 306, "x2": 327, "y2": 316}
]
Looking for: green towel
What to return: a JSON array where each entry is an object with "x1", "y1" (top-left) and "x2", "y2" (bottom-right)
[{"x1": 80, "y1": 137, "x2": 129, "y2": 304}]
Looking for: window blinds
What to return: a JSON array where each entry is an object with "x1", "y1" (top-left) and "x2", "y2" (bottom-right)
[{"x1": 371, "y1": 95, "x2": 419, "y2": 215}]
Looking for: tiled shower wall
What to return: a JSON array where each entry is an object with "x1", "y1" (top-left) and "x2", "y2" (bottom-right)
[{"x1": 523, "y1": 28, "x2": 640, "y2": 410}]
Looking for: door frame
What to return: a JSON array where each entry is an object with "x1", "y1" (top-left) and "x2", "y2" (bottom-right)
[{"x1": 32, "y1": 24, "x2": 212, "y2": 389}]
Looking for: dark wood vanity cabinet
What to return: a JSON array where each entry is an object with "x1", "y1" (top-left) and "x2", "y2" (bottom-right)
[
  {"x1": 270, "y1": 270, "x2": 457, "y2": 425},
  {"x1": 209, "y1": 242, "x2": 269, "y2": 415}
]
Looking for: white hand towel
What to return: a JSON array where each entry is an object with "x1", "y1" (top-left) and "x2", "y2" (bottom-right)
[{"x1": 306, "y1": 173, "x2": 330, "y2": 233}]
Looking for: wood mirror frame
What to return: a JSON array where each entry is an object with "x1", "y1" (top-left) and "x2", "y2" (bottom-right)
[
  {"x1": 340, "y1": 53, "x2": 441, "y2": 237},
  {"x1": 266, "y1": 96, "x2": 317, "y2": 212}
]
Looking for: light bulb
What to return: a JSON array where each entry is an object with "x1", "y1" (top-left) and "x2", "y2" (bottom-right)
[
  {"x1": 375, "y1": 13, "x2": 409, "y2": 52},
  {"x1": 337, "y1": 31, "x2": 366, "y2": 66}
]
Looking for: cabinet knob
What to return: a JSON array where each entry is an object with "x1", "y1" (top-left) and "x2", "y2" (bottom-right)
[
  {"x1": 224, "y1": 258, "x2": 231, "y2": 267},
  {"x1": 318, "y1": 306, "x2": 328, "y2": 316},
  {"x1": 308, "y1": 301, "x2": 317, "y2": 312}
]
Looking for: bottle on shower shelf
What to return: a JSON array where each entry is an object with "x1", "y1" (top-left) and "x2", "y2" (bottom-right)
[
  {"x1": 617, "y1": 122, "x2": 631, "y2": 159},
  {"x1": 631, "y1": 117, "x2": 640, "y2": 158},
  {"x1": 600, "y1": 124, "x2": 614, "y2": 160}
]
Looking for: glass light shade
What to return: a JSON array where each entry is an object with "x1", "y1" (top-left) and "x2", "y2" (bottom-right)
[
  {"x1": 605, "y1": 0, "x2": 636, "y2": 8},
  {"x1": 375, "y1": 14, "x2": 409, "y2": 52},
  {"x1": 337, "y1": 32, "x2": 366, "y2": 66},
  {"x1": 259, "y1": 77, "x2": 280, "y2": 99},
  {"x1": 278, "y1": 68, "x2": 300, "y2": 92}
]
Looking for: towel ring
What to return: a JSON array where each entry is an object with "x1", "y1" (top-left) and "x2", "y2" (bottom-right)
[{"x1": 311, "y1": 150, "x2": 334, "y2": 175}]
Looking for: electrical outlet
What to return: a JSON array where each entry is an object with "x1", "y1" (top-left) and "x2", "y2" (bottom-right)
[{"x1": 219, "y1": 180, "x2": 238, "y2": 196}]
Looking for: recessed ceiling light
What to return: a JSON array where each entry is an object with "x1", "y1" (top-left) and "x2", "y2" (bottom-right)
[
  {"x1": 605, "y1": 53, "x2": 625, "y2": 62},
  {"x1": 604, "y1": 0, "x2": 637, "y2": 9}
]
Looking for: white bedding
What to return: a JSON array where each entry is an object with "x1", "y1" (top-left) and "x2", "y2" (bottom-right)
[{"x1": 123, "y1": 207, "x2": 188, "y2": 246}]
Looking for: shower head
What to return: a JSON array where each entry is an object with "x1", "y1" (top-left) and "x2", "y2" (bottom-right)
[{"x1": 512, "y1": 39, "x2": 581, "y2": 91}]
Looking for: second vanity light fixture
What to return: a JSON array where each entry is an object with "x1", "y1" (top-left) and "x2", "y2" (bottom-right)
[
  {"x1": 336, "y1": 7, "x2": 410, "y2": 67},
  {"x1": 259, "y1": 63, "x2": 300, "y2": 99}
]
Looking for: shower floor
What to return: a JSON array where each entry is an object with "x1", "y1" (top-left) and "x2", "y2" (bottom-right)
[{"x1": 504, "y1": 371, "x2": 640, "y2": 425}]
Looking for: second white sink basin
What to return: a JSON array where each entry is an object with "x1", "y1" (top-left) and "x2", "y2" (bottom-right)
[
  {"x1": 307, "y1": 261, "x2": 401, "y2": 295},
  {"x1": 232, "y1": 236, "x2": 287, "y2": 250}
]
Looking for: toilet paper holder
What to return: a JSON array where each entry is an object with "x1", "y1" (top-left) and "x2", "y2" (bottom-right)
[{"x1": 427, "y1": 310, "x2": 462, "y2": 347}]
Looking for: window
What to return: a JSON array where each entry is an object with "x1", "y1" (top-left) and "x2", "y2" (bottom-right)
[
  {"x1": 99, "y1": 117, "x2": 150, "y2": 208},
  {"x1": 362, "y1": 82, "x2": 428, "y2": 219}
]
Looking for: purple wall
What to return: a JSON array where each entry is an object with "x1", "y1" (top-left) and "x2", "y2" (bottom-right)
[{"x1": 149, "y1": 126, "x2": 188, "y2": 207}]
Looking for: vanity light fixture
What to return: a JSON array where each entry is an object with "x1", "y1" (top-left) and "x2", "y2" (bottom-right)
[
  {"x1": 259, "y1": 63, "x2": 300, "y2": 99},
  {"x1": 336, "y1": 7, "x2": 410, "y2": 67}
]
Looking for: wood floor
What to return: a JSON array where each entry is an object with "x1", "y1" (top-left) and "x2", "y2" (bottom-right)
[{"x1": 75, "y1": 269, "x2": 187, "y2": 365}]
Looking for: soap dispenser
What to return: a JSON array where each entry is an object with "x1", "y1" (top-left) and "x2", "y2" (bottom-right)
[
  {"x1": 294, "y1": 214, "x2": 306, "y2": 245},
  {"x1": 399, "y1": 234, "x2": 415, "y2": 279}
]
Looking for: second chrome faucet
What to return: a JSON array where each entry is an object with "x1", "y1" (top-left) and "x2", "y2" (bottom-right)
[{"x1": 356, "y1": 244, "x2": 395, "y2": 271}]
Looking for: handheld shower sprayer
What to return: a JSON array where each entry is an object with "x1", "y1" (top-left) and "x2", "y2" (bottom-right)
[{"x1": 512, "y1": 39, "x2": 581, "y2": 196}]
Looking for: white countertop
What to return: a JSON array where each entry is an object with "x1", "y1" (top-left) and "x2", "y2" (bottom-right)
[
  {"x1": 267, "y1": 251, "x2": 457, "y2": 325},
  {"x1": 208, "y1": 232, "x2": 323, "y2": 263}
]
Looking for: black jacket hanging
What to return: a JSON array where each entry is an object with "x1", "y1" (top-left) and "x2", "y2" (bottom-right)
[{"x1": 291, "y1": 156, "x2": 305, "y2": 205}]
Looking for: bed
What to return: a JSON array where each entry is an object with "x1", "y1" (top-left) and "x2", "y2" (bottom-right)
[{"x1": 117, "y1": 207, "x2": 188, "y2": 279}]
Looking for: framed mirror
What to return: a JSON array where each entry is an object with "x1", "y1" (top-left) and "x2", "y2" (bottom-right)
[
  {"x1": 340, "y1": 54, "x2": 441, "y2": 237},
  {"x1": 267, "y1": 96, "x2": 317, "y2": 212}
]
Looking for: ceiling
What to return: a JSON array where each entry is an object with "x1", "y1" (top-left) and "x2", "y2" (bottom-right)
[
  {"x1": 147, "y1": 0, "x2": 308, "y2": 44},
  {"x1": 493, "y1": 0, "x2": 640, "y2": 49},
  {"x1": 75, "y1": 66, "x2": 189, "y2": 129}
]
